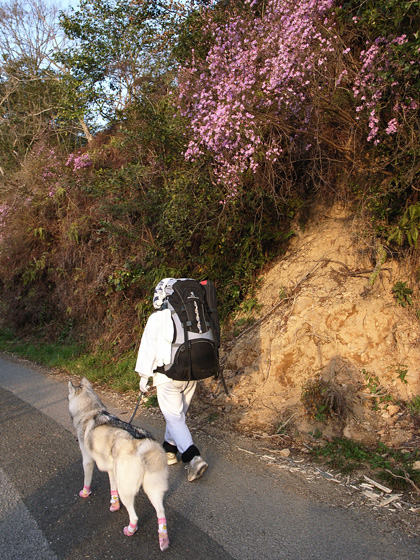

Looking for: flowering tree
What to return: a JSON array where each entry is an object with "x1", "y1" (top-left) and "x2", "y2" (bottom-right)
[
  {"x1": 178, "y1": 0, "x2": 340, "y2": 198},
  {"x1": 178, "y1": 0, "x2": 420, "y2": 201},
  {"x1": 352, "y1": 33, "x2": 419, "y2": 145}
]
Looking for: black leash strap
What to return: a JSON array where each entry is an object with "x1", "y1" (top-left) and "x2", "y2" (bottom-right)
[
  {"x1": 128, "y1": 390, "x2": 144, "y2": 424},
  {"x1": 219, "y1": 366, "x2": 229, "y2": 395}
]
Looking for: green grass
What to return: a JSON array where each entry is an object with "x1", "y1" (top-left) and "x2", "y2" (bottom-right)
[
  {"x1": 65, "y1": 350, "x2": 139, "y2": 392},
  {"x1": 312, "y1": 437, "x2": 420, "y2": 491},
  {"x1": 142, "y1": 394, "x2": 159, "y2": 408},
  {"x1": 0, "y1": 328, "x2": 83, "y2": 367},
  {"x1": 0, "y1": 328, "x2": 139, "y2": 393},
  {"x1": 407, "y1": 395, "x2": 420, "y2": 414}
]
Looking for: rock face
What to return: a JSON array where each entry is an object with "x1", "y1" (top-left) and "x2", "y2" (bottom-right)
[{"x1": 207, "y1": 205, "x2": 420, "y2": 447}]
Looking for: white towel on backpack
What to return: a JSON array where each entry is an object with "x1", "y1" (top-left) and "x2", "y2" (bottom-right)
[{"x1": 135, "y1": 309, "x2": 174, "y2": 379}]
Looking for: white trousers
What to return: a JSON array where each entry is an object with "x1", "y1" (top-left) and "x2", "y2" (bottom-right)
[{"x1": 156, "y1": 380, "x2": 197, "y2": 454}]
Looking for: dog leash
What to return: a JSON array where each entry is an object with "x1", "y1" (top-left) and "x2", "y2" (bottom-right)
[{"x1": 128, "y1": 390, "x2": 144, "y2": 424}]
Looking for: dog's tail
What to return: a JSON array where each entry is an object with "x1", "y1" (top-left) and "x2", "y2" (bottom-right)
[{"x1": 138, "y1": 438, "x2": 167, "y2": 473}]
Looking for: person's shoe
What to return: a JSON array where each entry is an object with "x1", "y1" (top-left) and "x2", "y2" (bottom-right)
[
  {"x1": 186, "y1": 455, "x2": 208, "y2": 481},
  {"x1": 166, "y1": 452, "x2": 178, "y2": 465}
]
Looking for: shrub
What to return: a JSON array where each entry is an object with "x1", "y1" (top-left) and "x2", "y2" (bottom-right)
[{"x1": 301, "y1": 378, "x2": 348, "y2": 422}]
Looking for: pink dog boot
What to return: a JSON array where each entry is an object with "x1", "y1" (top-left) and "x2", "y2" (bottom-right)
[
  {"x1": 79, "y1": 485, "x2": 91, "y2": 498},
  {"x1": 123, "y1": 522, "x2": 138, "y2": 537},
  {"x1": 158, "y1": 517, "x2": 170, "y2": 551},
  {"x1": 110, "y1": 491, "x2": 120, "y2": 512}
]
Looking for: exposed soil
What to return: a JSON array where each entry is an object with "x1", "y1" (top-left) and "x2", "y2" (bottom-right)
[
  {"x1": 187, "y1": 202, "x2": 420, "y2": 538},
  {"x1": 203, "y1": 203, "x2": 420, "y2": 450}
]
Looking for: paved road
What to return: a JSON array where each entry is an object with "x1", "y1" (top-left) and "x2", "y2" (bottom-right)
[{"x1": 1, "y1": 353, "x2": 420, "y2": 560}]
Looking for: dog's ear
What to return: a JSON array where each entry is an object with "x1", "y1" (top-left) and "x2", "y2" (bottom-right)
[
  {"x1": 68, "y1": 380, "x2": 79, "y2": 396},
  {"x1": 81, "y1": 376, "x2": 92, "y2": 389}
]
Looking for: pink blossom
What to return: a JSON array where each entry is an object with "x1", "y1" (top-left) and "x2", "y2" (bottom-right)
[
  {"x1": 178, "y1": 0, "x2": 337, "y2": 195},
  {"x1": 352, "y1": 34, "x2": 418, "y2": 143},
  {"x1": 385, "y1": 118, "x2": 399, "y2": 135},
  {"x1": 66, "y1": 152, "x2": 92, "y2": 171}
]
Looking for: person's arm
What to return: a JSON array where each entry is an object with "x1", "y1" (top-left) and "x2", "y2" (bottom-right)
[{"x1": 135, "y1": 313, "x2": 159, "y2": 380}]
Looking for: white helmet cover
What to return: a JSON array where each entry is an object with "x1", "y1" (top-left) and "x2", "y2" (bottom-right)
[
  {"x1": 152, "y1": 277, "x2": 194, "y2": 309},
  {"x1": 153, "y1": 278, "x2": 175, "y2": 309}
]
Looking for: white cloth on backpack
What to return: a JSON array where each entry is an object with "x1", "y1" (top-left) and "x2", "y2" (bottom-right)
[
  {"x1": 152, "y1": 277, "x2": 193, "y2": 309},
  {"x1": 153, "y1": 278, "x2": 175, "y2": 309},
  {"x1": 135, "y1": 309, "x2": 173, "y2": 383}
]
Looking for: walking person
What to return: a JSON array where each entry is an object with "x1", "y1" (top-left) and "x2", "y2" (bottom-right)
[{"x1": 135, "y1": 278, "x2": 210, "y2": 481}]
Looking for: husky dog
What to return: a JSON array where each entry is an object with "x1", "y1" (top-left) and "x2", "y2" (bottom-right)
[{"x1": 68, "y1": 377, "x2": 169, "y2": 551}]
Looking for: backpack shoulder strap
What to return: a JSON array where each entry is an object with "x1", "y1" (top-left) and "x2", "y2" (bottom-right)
[{"x1": 200, "y1": 279, "x2": 221, "y2": 347}]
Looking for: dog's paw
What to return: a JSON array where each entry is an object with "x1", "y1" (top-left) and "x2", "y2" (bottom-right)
[
  {"x1": 110, "y1": 494, "x2": 120, "y2": 512},
  {"x1": 79, "y1": 486, "x2": 92, "y2": 498},
  {"x1": 110, "y1": 500, "x2": 120, "y2": 512},
  {"x1": 123, "y1": 523, "x2": 138, "y2": 537},
  {"x1": 158, "y1": 518, "x2": 169, "y2": 551},
  {"x1": 159, "y1": 533, "x2": 170, "y2": 551}
]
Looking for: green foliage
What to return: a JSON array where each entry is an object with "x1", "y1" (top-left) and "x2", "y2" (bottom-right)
[
  {"x1": 392, "y1": 281, "x2": 413, "y2": 307},
  {"x1": 362, "y1": 369, "x2": 393, "y2": 410},
  {"x1": 301, "y1": 378, "x2": 348, "y2": 423},
  {"x1": 377, "y1": 466, "x2": 420, "y2": 491},
  {"x1": 21, "y1": 253, "x2": 51, "y2": 286},
  {"x1": 339, "y1": 1, "x2": 420, "y2": 39},
  {"x1": 241, "y1": 298, "x2": 261, "y2": 314},
  {"x1": 336, "y1": 1, "x2": 420, "y2": 225},
  {"x1": 1, "y1": 0, "x2": 420, "y2": 361},
  {"x1": 142, "y1": 394, "x2": 159, "y2": 408},
  {"x1": 308, "y1": 428, "x2": 323, "y2": 439},
  {"x1": 279, "y1": 286, "x2": 288, "y2": 300},
  {"x1": 58, "y1": 347, "x2": 139, "y2": 393},
  {"x1": 312, "y1": 437, "x2": 420, "y2": 485},
  {"x1": 314, "y1": 438, "x2": 377, "y2": 474},
  {"x1": 173, "y1": 0, "x2": 225, "y2": 65},
  {"x1": 395, "y1": 365, "x2": 408, "y2": 384},
  {"x1": 58, "y1": 0, "x2": 192, "y2": 123},
  {"x1": 363, "y1": 370, "x2": 378, "y2": 393},
  {"x1": 107, "y1": 261, "x2": 145, "y2": 294},
  {"x1": 0, "y1": 328, "x2": 83, "y2": 368},
  {"x1": 407, "y1": 395, "x2": 420, "y2": 414},
  {"x1": 0, "y1": 69, "x2": 292, "y2": 349},
  {"x1": 388, "y1": 204, "x2": 420, "y2": 248},
  {"x1": 206, "y1": 412, "x2": 219, "y2": 423},
  {"x1": 0, "y1": 1, "x2": 82, "y2": 170}
]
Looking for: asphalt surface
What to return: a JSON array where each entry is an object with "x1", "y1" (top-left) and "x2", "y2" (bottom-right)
[{"x1": 1, "y1": 353, "x2": 420, "y2": 560}]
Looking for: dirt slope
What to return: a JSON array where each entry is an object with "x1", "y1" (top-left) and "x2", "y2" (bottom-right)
[{"x1": 205, "y1": 204, "x2": 420, "y2": 448}]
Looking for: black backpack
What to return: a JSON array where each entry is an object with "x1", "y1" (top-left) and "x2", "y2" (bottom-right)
[{"x1": 155, "y1": 278, "x2": 223, "y2": 385}]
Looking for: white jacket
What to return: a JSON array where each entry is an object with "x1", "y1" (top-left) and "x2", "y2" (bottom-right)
[{"x1": 135, "y1": 309, "x2": 174, "y2": 386}]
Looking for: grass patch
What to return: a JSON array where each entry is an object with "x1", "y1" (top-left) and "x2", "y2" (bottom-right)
[
  {"x1": 407, "y1": 395, "x2": 420, "y2": 414},
  {"x1": 0, "y1": 328, "x2": 138, "y2": 393},
  {"x1": 0, "y1": 328, "x2": 83, "y2": 368},
  {"x1": 142, "y1": 394, "x2": 159, "y2": 408},
  {"x1": 65, "y1": 350, "x2": 139, "y2": 392},
  {"x1": 312, "y1": 437, "x2": 420, "y2": 491}
]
